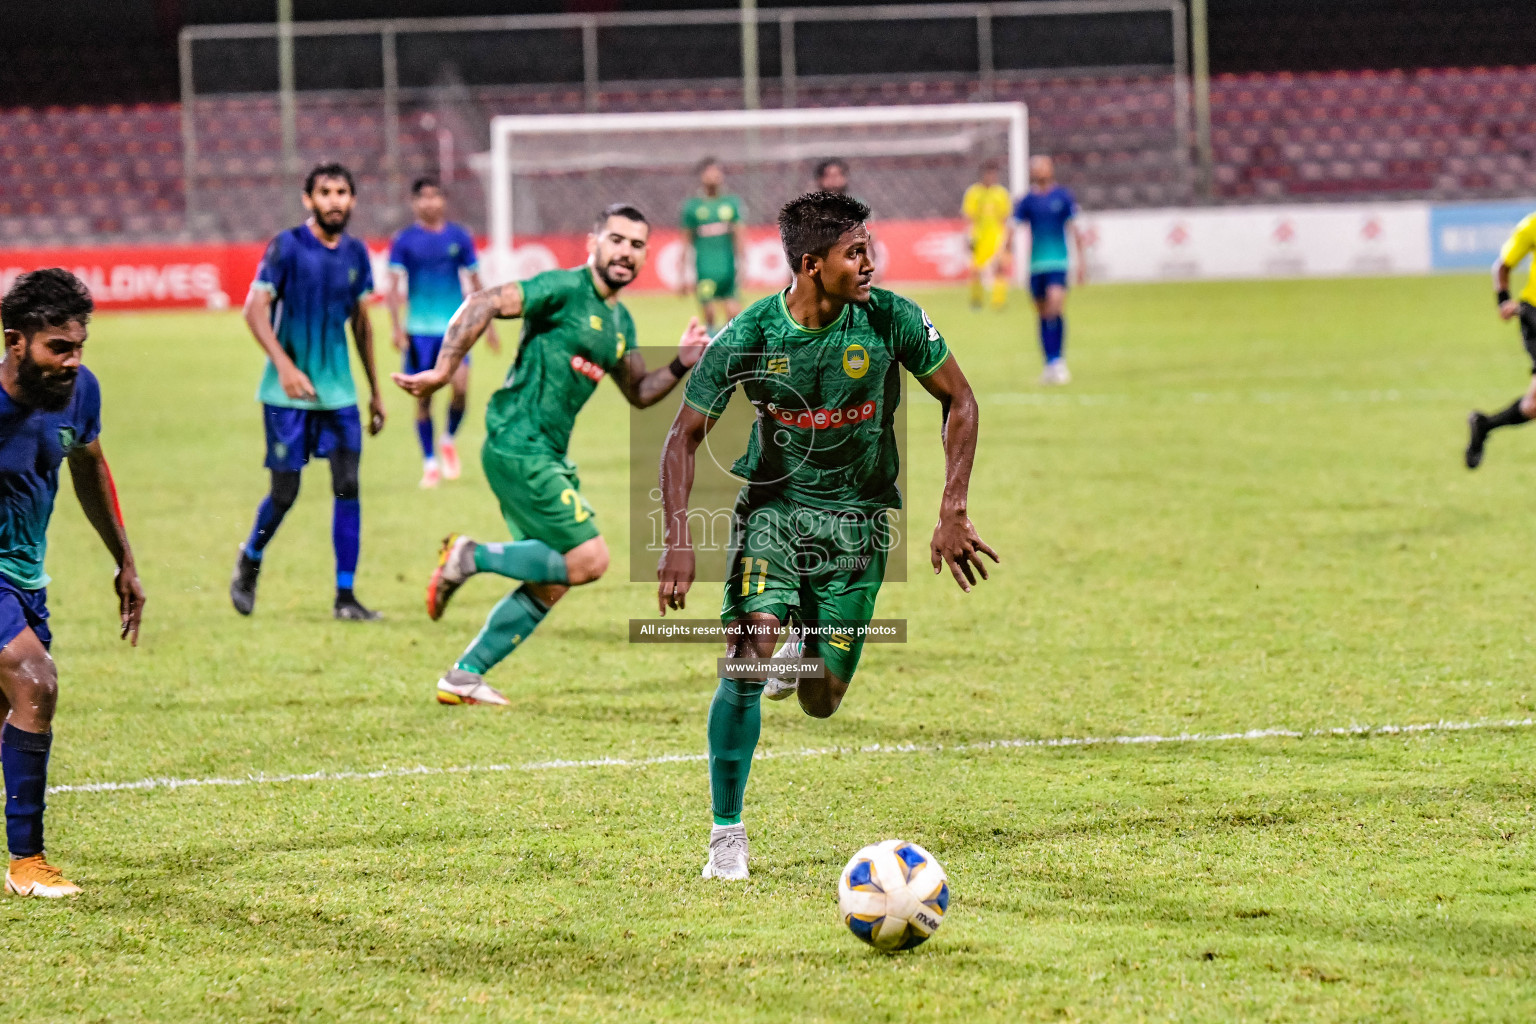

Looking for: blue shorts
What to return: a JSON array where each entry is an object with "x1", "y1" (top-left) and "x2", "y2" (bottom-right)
[
  {"x1": 0, "y1": 577, "x2": 50, "y2": 651},
  {"x1": 263, "y1": 404, "x2": 363, "y2": 473},
  {"x1": 1029, "y1": 270, "x2": 1069, "y2": 300},
  {"x1": 404, "y1": 334, "x2": 467, "y2": 375}
]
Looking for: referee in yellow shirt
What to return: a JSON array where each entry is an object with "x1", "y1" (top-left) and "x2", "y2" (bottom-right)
[
  {"x1": 1467, "y1": 211, "x2": 1536, "y2": 468},
  {"x1": 962, "y1": 159, "x2": 1012, "y2": 310}
]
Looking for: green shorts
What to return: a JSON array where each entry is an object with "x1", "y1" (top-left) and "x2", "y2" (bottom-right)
[
  {"x1": 721, "y1": 492, "x2": 890, "y2": 683},
  {"x1": 481, "y1": 443, "x2": 600, "y2": 554},
  {"x1": 695, "y1": 272, "x2": 737, "y2": 302}
]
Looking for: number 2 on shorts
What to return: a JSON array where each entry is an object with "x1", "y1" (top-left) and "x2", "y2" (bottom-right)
[
  {"x1": 560, "y1": 488, "x2": 591, "y2": 523},
  {"x1": 739, "y1": 556, "x2": 768, "y2": 596}
]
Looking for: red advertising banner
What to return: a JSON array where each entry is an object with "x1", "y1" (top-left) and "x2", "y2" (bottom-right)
[{"x1": 0, "y1": 219, "x2": 974, "y2": 312}]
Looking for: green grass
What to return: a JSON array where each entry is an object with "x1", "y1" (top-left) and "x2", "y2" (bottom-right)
[{"x1": 3, "y1": 275, "x2": 1535, "y2": 1022}]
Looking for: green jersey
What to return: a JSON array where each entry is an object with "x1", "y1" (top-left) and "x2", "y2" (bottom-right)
[
  {"x1": 683, "y1": 287, "x2": 950, "y2": 512},
  {"x1": 680, "y1": 193, "x2": 743, "y2": 281},
  {"x1": 486, "y1": 266, "x2": 636, "y2": 456}
]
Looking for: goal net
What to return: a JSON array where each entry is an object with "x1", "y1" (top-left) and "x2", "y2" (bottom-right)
[{"x1": 478, "y1": 104, "x2": 1029, "y2": 285}]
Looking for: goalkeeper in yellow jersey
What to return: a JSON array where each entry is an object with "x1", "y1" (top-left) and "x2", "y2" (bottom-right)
[{"x1": 961, "y1": 159, "x2": 1012, "y2": 310}]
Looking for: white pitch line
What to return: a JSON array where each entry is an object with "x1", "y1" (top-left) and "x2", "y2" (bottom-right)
[
  {"x1": 46, "y1": 717, "x2": 1535, "y2": 798},
  {"x1": 985, "y1": 388, "x2": 1467, "y2": 407}
]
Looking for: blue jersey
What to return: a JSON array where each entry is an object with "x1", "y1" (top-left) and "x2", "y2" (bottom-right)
[
  {"x1": 388, "y1": 222, "x2": 479, "y2": 337},
  {"x1": 252, "y1": 225, "x2": 374, "y2": 411},
  {"x1": 0, "y1": 368, "x2": 102, "y2": 589},
  {"x1": 1013, "y1": 186, "x2": 1079, "y2": 273}
]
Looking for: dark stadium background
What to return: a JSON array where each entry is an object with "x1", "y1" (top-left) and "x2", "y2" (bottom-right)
[{"x1": 9, "y1": 1, "x2": 1525, "y2": 108}]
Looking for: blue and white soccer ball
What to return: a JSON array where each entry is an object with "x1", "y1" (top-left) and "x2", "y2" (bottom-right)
[{"x1": 837, "y1": 839, "x2": 950, "y2": 951}]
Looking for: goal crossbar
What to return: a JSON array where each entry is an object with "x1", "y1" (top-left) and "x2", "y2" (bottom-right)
[{"x1": 487, "y1": 102, "x2": 1030, "y2": 274}]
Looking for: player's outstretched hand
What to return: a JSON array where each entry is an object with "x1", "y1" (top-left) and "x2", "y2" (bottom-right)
[
  {"x1": 392, "y1": 367, "x2": 449, "y2": 399},
  {"x1": 930, "y1": 513, "x2": 999, "y2": 593},
  {"x1": 1500, "y1": 299, "x2": 1521, "y2": 320},
  {"x1": 115, "y1": 562, "x2": 145, "y2": 647},
  {"x1": 678, "y1": 316, "x2": 710, "y2": 368},
  {"x1": 657, "y1": 545, "x2": 696, "y2": 614},
  {"x1": 368, "y1": 392, "x2": 387, "y2": 435},
  {"x1": 278, "y1": 361, "x2": 318, "y2": 402}
]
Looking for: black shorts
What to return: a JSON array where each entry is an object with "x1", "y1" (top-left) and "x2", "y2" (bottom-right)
[{"x1": 1521, "y1": 303, "x2": 1536, "y2": 374}]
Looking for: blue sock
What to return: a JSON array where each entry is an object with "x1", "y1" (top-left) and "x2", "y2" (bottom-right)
[
  {"x1": 1040, "y1": 316, "x2": 1064, "y2": 364},
  {"x1": 244, "y1": 495, "x2": 286, "y2": 560},
  {"x1": 2, "y1": 723, "x2": 50, "y2": 858},
  {"x1": 446, "y1": 403, "x2": 465, "y2": 438},
  {"x1": 415, "y1": 416, "x2": 434, "y2": 461},
  {"x1": 334, "y1": 497, "x2": 360, "y2": 592}
]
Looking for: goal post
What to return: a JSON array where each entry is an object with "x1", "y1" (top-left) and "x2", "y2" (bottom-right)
[{"x1": 482, "y1": 103, "x2": 1030, "y2": 285}]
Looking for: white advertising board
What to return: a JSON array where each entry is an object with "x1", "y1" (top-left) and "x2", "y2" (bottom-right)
[{"x1": 1076, "y1": 202, "x2": 1432, "y2": 283}]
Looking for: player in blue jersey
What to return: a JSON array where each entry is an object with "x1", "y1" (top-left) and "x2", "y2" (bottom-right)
[
  {"x1": 0, "y1": 269, "x2": 144, "y2": 897},
  {"x1": 1012, "y1": 155, "x2": 1086, "y2": 386},
  {"x1": 386, "y1": 177, "x2": 500, "y2": 489},
  {"x1": 230, "y1": 162, "x2": 387, "y2": 622}
]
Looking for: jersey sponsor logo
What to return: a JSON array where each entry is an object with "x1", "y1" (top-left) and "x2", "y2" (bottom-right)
[
  {"x1": 57, "y1": 426, "x2": 75, "y2": 450},
  {"x1": 570, "y1": 355, "x2": 606, "y2": 382},
  {"x1": 348, "y1": 267, "x2": 359, "y2": 284},
  {"x1": 697, "y1": 222, "x2": 732, "y2": 238},
  {"x1": 842, "y1": 343, "x2": 869, "y2": 379},
  {"x1": 766, "y1": 356, "x2": 790, "y2": 374},
  {"x1": 589, "y1": 314, "x2": 605, "y2": 331},
  {"x1": 448, "y1": 243, "x2": 461, "y2": 257},
  {"x1": 766, "y1": 399, "x2": 876, "y2": 430},
  {"x1": 920, "y1": 309, "x2": 940, "y2": 342}
]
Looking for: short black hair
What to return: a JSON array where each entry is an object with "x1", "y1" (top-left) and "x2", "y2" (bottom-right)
[
  {"x1": 778, "y1": 191, "x2": 871, "y2": 270},
  {"x1": 305, "y1": 161, "x2": 356, "y2": 196},
  {"x1": 696, "y1": 156, "x2": 720, "y2": 174},
  {"x1": 595, "y1": 202, "x2": 648, "y2": 231},
  {"x1": 815, "y1": 157, "x2": 849, "y2": 180},
  {"x1": 2, "y1": 268, "x2": 93, "y2": 337},
  {"x1": 411, "y1": 176, "x2": 441, "y2": 196}
]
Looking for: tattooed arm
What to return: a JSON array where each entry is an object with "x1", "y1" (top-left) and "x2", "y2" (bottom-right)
[{"x1": 392, "y1": 282, "x2": 523, "y2": 398}]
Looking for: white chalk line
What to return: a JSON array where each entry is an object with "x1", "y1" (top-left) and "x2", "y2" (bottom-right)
[
  {"x1": 46, "y1": 716, "x2": 1535, "y2": 798},
  {"x1": 985, "y1": 388, "x2": 1467, "y2": 407}
]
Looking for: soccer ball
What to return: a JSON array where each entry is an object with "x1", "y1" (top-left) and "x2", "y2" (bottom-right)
[{"x1": 837, "y1": 839, "x2": 949, "y2": 951}]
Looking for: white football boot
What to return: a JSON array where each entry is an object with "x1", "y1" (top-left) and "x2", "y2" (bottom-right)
[
  {"x1": 702, "y1": 823, "x2": 750, "y2": 880},
  {"x1": 1039, "y1": 360, "x2": 1071, "y2": 386},
  {"x1": 435, "y1": 668, "x2": 509, "y2": 706},
  {"x1": 762, "y1": 628, "x2": 803, "y2": 701}
]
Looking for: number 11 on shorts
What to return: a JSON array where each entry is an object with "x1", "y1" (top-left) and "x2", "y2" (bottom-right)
[{"x1": 739, "y1": 557, "x2": 768, "y2": 595}]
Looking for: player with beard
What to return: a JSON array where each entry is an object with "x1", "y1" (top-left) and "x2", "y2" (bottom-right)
[
  {"x1": 230, "y1": 163, "x2": 387, "y2": 621},
  {"x1": 395, "y1": 203, "x2": 708, "y2": 706},
  {"x1": 0, "y1": 269, "x2": 145, "y2": 897}
]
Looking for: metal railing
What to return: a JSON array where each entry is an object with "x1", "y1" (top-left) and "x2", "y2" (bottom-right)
[{"x1": 179, "y1": 1, "x2": 1196, "y2": 235}]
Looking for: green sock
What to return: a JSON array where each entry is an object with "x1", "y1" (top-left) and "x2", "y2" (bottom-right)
[
  {"x1": 455, "y1": 585, "x2": 549, "y2": 675},
  {"x1": 473, "y1": 540, "x2": 569, "y2": 584},
  {"x1": 707, "y1": 677, "x2": 762, "y2": 826}
]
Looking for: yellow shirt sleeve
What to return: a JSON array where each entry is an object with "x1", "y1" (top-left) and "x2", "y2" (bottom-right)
[
  {"x1": 961, "y1": 184, "x2": 982, "y2": 223},
  {"x1": 1500, "y1": 214, "x2": 1536, "y2": 268}
]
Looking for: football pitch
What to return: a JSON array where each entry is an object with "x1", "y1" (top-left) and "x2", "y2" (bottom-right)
[{"x1": 4, "y1": 274, "x2": 1534, "y2": 1022}]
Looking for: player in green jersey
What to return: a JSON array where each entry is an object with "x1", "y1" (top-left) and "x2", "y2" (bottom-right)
[
  {"x1": 394, "y1": 203, "x2": 709, "y2": 706},
  {"x1": 657, "y1": 191, "x2": 998, "y2": 880},
  {"x1": 677, "y1": 158, "x2": 745, "y2": 337}
]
